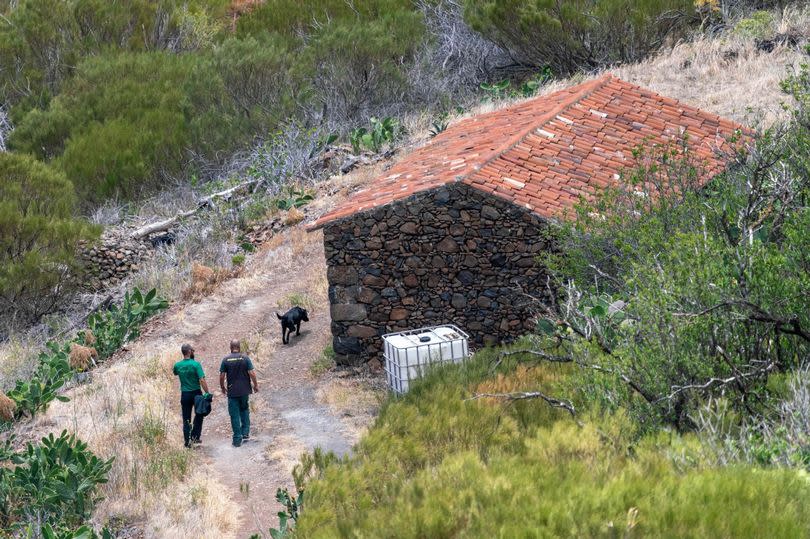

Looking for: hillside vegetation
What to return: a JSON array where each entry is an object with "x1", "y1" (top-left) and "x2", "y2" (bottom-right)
[
  {"x1": 1, "y1": 0, "x2": 810, "y2": 537},
  {"x1": 291, "y1": 68, "x2": 810, "y2": 537}
]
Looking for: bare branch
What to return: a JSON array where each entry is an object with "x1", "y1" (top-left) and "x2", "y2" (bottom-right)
[{"x1": 468, "y1": 391, "x2": 576, "y2": 417}]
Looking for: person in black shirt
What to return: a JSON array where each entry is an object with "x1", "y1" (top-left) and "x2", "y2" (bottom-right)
[{"x1": 219, "y1": 340, "x2": 259, "y2": 447}]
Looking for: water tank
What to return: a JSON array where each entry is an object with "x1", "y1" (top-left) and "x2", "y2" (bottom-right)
[{"x1": 382, "y1": 325, "x2": 469, "y2": 394}]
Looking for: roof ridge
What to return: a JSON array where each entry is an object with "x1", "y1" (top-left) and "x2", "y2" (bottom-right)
[{"x1": 462, "y1": 74, "x2": 614, "y2": 184}]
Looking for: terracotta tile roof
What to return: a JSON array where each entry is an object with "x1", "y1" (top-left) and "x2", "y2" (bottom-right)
[{"x1": 311, "y1": 74, "x2": 744, "y2": 229}]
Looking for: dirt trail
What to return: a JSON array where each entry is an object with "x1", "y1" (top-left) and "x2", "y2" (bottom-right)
[{"x1": 143, "y1": 230, "x2": 354, "y2": 537}]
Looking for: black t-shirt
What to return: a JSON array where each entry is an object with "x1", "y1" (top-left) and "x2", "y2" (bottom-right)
[{"x1": 219, "y1": 353, "x2": 254, "y2": 398}]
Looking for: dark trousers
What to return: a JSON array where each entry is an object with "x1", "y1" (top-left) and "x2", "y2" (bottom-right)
[
  {"x1": 181, "y1": 389, "x2": 204, "y2": 447},
  {"x1": 227, "y1": 395, "x2": 250, "y2": 446}
]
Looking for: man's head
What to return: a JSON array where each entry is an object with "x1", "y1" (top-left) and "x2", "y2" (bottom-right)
[
  {"x1": 230, "y1": 340, "x2": 241, "y2": 353},
  {"x1": 181, "y1": 343, "x2": 193, "y2": 358}
]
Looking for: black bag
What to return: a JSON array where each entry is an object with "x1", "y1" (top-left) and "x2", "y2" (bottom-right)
[{"x1": 194, "y1": 393, "x2": 213, "y2": 417}]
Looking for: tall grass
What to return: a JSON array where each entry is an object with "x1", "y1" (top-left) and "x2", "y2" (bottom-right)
[{"x1": 295, "y1": 347, "x2": 810, "y2": 537}]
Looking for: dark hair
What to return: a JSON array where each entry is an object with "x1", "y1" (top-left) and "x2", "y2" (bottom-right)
[{"x1": 181, "y1": 343, "x2": 193, "y2": 357}]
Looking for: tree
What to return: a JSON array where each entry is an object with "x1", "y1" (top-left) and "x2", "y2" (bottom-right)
[
  {"x1": 463, "y1": 0, "x2": 696, "y2": 74},
  {"x1": 0, "y1": 153, "x2": 99, "y2": 327},
  {"x1": 509, "y1": 123, "x2": 809, "y2": 430}
]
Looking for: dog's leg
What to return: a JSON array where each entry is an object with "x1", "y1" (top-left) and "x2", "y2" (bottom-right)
[{"x1": 296, "y1": 321, "x2": 301, "y2": 336}]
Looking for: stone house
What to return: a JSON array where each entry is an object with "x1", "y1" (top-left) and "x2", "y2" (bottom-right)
[{"x1": 309, "y1": 75, "x2": 741, "y2": 365}]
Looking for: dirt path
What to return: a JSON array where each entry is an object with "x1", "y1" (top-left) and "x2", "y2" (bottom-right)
[{"x1": 141, "y1": 229, "x2": 355, "y2": 537}]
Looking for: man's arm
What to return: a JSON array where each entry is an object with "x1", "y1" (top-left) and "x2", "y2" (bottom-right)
[
  {"x1": 219, "y1": 372, "x2": 227, "y2": 395},
  {"x1": 249, "y1": 369, "x2": 259, "y2": 393},
  {"x1": 200, "y1": 377, "x2": 210, "y2": 394}
]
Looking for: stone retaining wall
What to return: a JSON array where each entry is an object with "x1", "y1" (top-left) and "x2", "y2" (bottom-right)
[
  {"x1": 79, "y1": 232, "x2": 154, "y2": 290},
  {"x1": 322, "y1": 183, "x2": 554, "y2": 365}
]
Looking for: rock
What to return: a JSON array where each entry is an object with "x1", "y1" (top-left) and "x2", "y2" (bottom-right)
[
  {"x1": 399, "y1": 222, "x2": 419, "y2": 234},
  {"x1": 331, "y1": 304, "x2": 367, "y2": 321},
  {"x1": 456, "y1": 270, "x2": 475, "y2": 285},
  {"x1": 451, "y1": 294, "x2": 467, "y2": 309},
  {"x1": 390, "y1": 308, "x2": 409, "y2": 321},
  {"x1": 362, "y1": 275, "x2": 386, "y2": 287},
  {"x1": 436, "y1": 237, "x2": 458, "y2": 253},
  {"x1": 357, "y1": 287, "x2": 380, "y2": 304},
  {"x1": 481, "y1": 205, "x2": 500, "y2": 220},
  {"x1": 328, "y1": 266, "x2": 358, "y2": 286},
  {"x1": 403, "y1": 274, "x2": 418, "y2": 287},
  {"x1": 347, "y1": 325, "x2": 378, "y2": 338},
  {"x1": 381, "y1": 287, "x2": 398, "y2": 299},
  {"x1": 340, "y1": 156, "x2": 360, "y2": 174}
]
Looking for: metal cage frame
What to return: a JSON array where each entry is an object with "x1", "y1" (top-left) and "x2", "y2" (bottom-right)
[{"x1": 382, "y1": 324, "x2": 470, "y2": 394}]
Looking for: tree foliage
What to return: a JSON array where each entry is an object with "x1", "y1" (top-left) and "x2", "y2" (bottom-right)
[
  {"x1": 464, "y1": 0, "x2": 696, "y2": 74},
  {"x1": 533, "y1": 96, "x2": 810, "y2": 429},
  {"x1": 10, "y1": 43, "x2": 294, "y2": 204},
  {"x1": 0, "y1": 153, "x2": 98, "y2": 326}
]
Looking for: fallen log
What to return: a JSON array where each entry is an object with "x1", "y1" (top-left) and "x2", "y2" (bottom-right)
[{"x1": 130, "y1": 179, "x2": 261, "y2": 239}]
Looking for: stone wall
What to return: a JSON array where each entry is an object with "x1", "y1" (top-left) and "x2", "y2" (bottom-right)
[
  {"x1": 79, "y1": 231, "x2": 154, "y2": 290},
  {"x1": 322, "y1": 183, "x2": 554, "y2": 366}
]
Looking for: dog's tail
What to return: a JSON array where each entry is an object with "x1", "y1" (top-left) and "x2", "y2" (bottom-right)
[{"x1": 276, "y1": 312, "x2": 283, "y2": 319}]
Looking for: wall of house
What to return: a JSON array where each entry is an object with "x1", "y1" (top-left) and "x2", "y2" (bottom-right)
[{"x1": 322, "y1": 183, "x2": 554, "y2": 366}]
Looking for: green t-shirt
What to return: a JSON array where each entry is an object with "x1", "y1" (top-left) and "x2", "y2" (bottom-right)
[{"x1": 173, "y1": 358, "x2": 205, "y2": 392}]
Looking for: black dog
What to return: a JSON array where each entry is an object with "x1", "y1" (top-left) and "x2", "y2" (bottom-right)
[{"x1": 277, "y1": 306, "x2": 309, "y2": 344}]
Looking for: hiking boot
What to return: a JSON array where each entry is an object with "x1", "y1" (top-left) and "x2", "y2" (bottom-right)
[
  {"x1": 241, "y1": 435, "x2": 250, "y2": 442},
  {"x1": 232, "y1": 441, "x2": 242, "y2": 447},
  {"x1": 191, "y1": 438, "x2": 202, "y2": 445}
]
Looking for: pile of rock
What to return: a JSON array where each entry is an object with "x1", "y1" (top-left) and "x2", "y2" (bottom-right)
[{"x1": 79, "y1": 230, "x2": 154, "y2": 290}]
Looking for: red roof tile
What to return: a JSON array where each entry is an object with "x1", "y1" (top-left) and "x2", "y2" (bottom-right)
[{"x1": 311, "y1": 75, "x2": 744, "y2": 229}]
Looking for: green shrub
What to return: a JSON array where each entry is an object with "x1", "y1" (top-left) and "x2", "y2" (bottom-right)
[
  {"x1": 231, "y1": 254, "x2": 246, "y2": 266},
  {"x1": 0, "y1": 431, "x2": 113, "y2": 532},
  {"x1": 87, "y1": 287, "x2": 168, "y2": 360},
  {"x1": 349, "y1": 117, "x2": 404, "y2": 153},
  {"x1": 0, "y1": 152, "x2": 99, "y2": 326},
  {"x1": 733, "y1": 10, "x2": 775, "y2": 39},
  {"x1": 10, "y1": 40, "x2": 293, "y2": 204},
  {"x1": 0, "y1": 0, "x2": 229, "y2": 112},
  {"x1": 302, "y1": 11, "x2": 424, "y2": 124},
  {"x1": 3, "y1": 288, "x2": 167, "y2": 422},
  {"x1": 295, "y1": 357, "x2": 810, "y2": 537},
  {"x1": 464, "y1": 0, "x2": 696, "y2": 74}
]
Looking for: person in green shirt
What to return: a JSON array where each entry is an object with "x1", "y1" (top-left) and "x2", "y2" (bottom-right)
[{"x1": 173, "y1": 344, "x2": 210, "y2": 448}]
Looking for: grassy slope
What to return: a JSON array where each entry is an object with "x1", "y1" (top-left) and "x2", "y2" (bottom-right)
[
  {"x1": 296, "y1": 349, "x2": 810, "y2": 538},
  {"x1": 296, "y1": 21, "x2": 810, "y2": 539}
]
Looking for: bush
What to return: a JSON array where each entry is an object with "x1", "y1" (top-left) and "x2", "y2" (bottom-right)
[
  {"x1": 0, "y1": 0, "x2": 229, "y2": 113},
  {"x1": 0, "y1": 152, "x2": 98, "y2": 326},
  {"x1": 3, "y1": 288, "x2": 167, "y2": 422},
  {"x1": 463, "y1": 0, "x2": 696, "y2": 74},
  {"x1": 0, "y1": 431, "x2": 114, "y2": 533},
  {"x1": 301, "y1": 8, "x2": 424, "y2": 126},
  {"x1": 295, "y1": 355, "x2": 810, "y2": 537},
  {"x1": 10, "y1": 40, "x2": 293, "y2": 204}
]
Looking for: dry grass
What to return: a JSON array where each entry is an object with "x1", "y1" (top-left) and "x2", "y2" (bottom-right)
[
  {"x1": 284, "y1": 207, "x2": 305, "y2": 226},
  {"x1": 315, "y1": 377, "x2": 385, "y2": 443},
  {"x1": 32, "y1": 340, "x2": 239, "y2": 538},
  {"x1": 69, "y1": 343, "x2": 98, "y2": 372},
  {"x1": 614, "y1": 37, "x2": 804, "y2": 127},
  {"x1": 0, "y1": 391, "x2": 15, "y2": 422},
  {"x1": 447, "y1": 33, "x2": 805, "y2": 136},
  {"x1": 184, "y1": 263, "x2": 239, "y2": 301},
  {"x1": 0, "y1": 335, "x2": 41, "y2": 392}
]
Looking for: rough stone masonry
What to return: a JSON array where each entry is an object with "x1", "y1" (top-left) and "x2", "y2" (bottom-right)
[{"x1": 322, "y1": 182, "x2": 554, "y2": 366}]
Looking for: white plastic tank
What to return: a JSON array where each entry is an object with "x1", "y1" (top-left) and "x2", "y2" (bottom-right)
[{"x1": 383, "y1": 325, "x2": 469, "y2": 393}]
